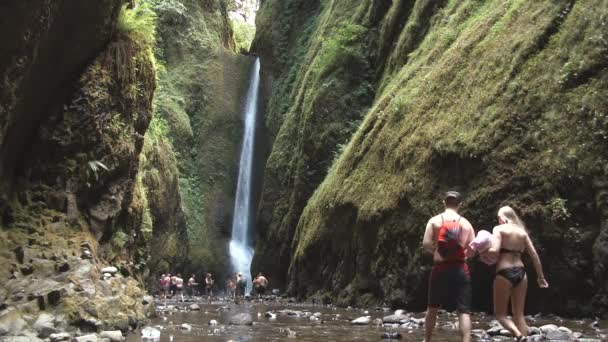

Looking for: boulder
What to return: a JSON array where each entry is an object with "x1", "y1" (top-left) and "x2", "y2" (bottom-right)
[
  {"x1": 189, "y1": 304, "x2": 200, "y2": 311},
  {"x1": 180, "y1": 323, "x2": 192, "y2": 330},
  {"x1": 208, "y1": 320, "x2": 218, "y2": 325},
  {"x1": 540, "y1": 324, "x2": 559, "y2": 334},
  {"x1": 141, "y1": 326, "x2": 160, "y2": 340},
  {"x1": 2, "y1": 336, "x2": 44, "y2": 342},
  {"x1": 142, "y1": 296, "x2": 154, "y2": 305},
  {"x1": 73, "y1": 334, "x2": 100, "y2": 342},
  {"x1": 0, "y1": 310, "x2": 27, "y2": 336},
  {"x1": 381, "y1": 332, "x2": 402, "y2": 339},
  {"x1": 49, "y1": 332, "x2": 72, "y2": 342},
  {"x1": 229, "y1": 313, "x2": 253, "y2": 326},
  {"x1": 33, "y1": 313, "x2": 58, "y2": 338},
  {"x1": 100, "y1": 267, "x2": 118, "y2": 274},
  {"x1": 351, "y1": 316, "x2": 371, "y2": 325},
  {"x1": 557, "y1": 326, "x2": 572, "y2": 334},
  {"x1": 99, "y1": 330, "x2": 124, "y2": 341},
  {"x1": 487, "y1": 326, "x2": 503, "y2": 336},
  {"x1": 383, "y1": 313, "x2": 409, "y2": 324},
  {"x1": 545, "y1": 329, "x2": 572, "y2": 340}
]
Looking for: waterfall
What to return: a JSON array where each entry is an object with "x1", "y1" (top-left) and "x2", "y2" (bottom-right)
[{"x1": 229, "y1": 58, "x2": 260, "y2": 292}]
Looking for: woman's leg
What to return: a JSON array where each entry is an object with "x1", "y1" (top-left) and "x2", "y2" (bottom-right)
[
  {"x1": 494, "y1": 276, "x2": 522, "y2": 337},
  {"x1": 511, "y1": 275, "x2": 529, "y2": 336}
]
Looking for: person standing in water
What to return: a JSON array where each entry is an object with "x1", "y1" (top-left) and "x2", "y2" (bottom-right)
[
  {"x1": 488, "y1": 206, "x2": 548, "y2": 341},
  {"x1": 205, "y1": 273, "x2": 215, "y2": 299},
  {"x1": 175, "y1": 273, "x2": 185, "y2": 302},
  {"x1": 187, "y1": 274, "x2": 198, "y2": 297},
  {"x1": 422, "y1": 191, "x2": 475, "y2": 342},
  {"x1": 253, "y1": 272, "x2": 269, "y2": 299}
]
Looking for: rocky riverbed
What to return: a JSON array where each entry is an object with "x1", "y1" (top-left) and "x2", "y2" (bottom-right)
[
  {"x1": 2, "y1": 295, "x2": 606, "y2": 341},
  {"x1": 122, "y1": 297, "x2": 605, "y2": 342}
]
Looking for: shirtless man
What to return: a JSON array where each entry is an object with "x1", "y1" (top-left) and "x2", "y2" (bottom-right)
[
  {"x1": 175, "y1": 273, "x2": 185, "y2": 302},
  {"x1": 187, "y1": 274, "x2": 198, "y2": 297},
  {"x1": 422, "y1": 191, "x2": 475, "y2": 342},
  {"x1": 253, "y1": 273, "x2": 269, "y2": 299}
]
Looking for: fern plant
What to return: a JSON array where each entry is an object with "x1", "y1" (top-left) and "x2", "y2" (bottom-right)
[{"x1": 117, "y1": 3, "x2": 158, "y2": 50}]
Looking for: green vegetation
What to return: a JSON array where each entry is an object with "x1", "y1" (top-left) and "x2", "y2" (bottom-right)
[
  {"x1": 253, "y1": 0, "x2": 608, "y2": 314},
  {"x1": 231, "y1": 19, "x2": 255, "y2": 53}
]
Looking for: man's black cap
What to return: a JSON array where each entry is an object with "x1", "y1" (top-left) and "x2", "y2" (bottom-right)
[{"x1": 444, "y1": 191, "x2": 462, "y2": 202}]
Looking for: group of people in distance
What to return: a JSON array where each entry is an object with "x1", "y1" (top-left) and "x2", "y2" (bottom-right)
[
  {"x1": 423, "y1": 191, "x2": 548, "y2": 342},
  {"x1": 159, "y1": 271, "x2": 270, "y2": 304}
]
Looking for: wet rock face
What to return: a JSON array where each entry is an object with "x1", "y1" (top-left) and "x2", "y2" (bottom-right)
[
  {"x1": 0, "y1": 0, "x2": 122, "y2": 195},
  {"x1": 0, "y1": 2, "x2": 156, "y2": 337},
  {"x1": 253, "y1": 0, "x2": 608, "y2": 315}
]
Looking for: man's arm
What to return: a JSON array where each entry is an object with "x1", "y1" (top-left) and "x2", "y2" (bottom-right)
[{"x1": 422, "y1": 218, "x2": 435, "y2": 254}]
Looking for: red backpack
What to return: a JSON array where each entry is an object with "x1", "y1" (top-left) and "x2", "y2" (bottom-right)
[{"x1": 437, "y1": 215, "x2": 465, "y2": 261}]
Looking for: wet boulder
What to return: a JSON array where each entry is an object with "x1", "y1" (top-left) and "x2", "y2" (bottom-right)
[
  {"x1": 100, "y1": 267, "x2": 118, "y2": 275},
  {"x1": 540, "y1": 324, "x2": 558, "y2": 334},
  {"x1": 99, "y1": 330, "x2": 124, "y2": 341},
  {"x1": 229, "y1": 313, "x2": 253, "y2": 326},
  {"x1": 73, "y1": 334, "x2": 100, "y2": 342},
  {"x1": 49, "y1": 332, "x2": 72, "y2": 342},
  {"x1": 33, "y1": 313, "x2": 58, "y2": 338},
  {"x1": 141, "y1": 326, "x2": 160, "y2": 340},
  {"x1": 382, "y1": 312, "x2": 409, "y2": 324},
  {"x1": 189, "y1": 304, "x2": 200, "y2": 311},
  {"x1": 351, "y1": 316, "x2": 371, "y2": 325},
  {"x1": 545, "y1": 329, "x2": 572, "y2": 340}
]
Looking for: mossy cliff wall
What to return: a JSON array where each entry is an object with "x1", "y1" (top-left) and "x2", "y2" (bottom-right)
[
  {"x1": 0, "y1": 1, "x2": 157, "y2": 336},
  {"x1": 145, "y1": 0, "x2": 254, "y2": 282},
  {"x1": 253, "y1": 0, "x2": 608, "y2": 316}
]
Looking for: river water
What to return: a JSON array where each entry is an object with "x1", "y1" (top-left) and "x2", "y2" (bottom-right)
[{"x1": 126, "y1": 298, "x2": 606, "y2": 341}]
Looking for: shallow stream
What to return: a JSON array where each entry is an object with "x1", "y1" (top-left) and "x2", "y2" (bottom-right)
[{"x1": 125, "y1": 298, "x2": 607, "y2": 342}]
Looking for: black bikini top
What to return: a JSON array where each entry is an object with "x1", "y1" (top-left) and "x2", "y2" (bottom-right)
[{"x1": 500, "y1": 247, "x2": 524, "y2": 254}]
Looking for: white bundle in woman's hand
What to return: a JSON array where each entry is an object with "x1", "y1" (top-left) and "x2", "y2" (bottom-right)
[{"x1": 469, "y1": 230, "x2": 498, "y2": 265}]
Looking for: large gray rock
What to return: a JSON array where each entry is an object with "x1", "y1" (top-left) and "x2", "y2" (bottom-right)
[
  {"x1": 2, "y1": 336, "x2": 44, "y2": 342},
  {"x1": 351, "y1": 316, "x2": 371, "y2": 325},
  {"x1": 73, "y1": 334, "x2": 100, "y2": 342},
  {"x1": 528, "y1": 327, "x2": 542, "y2": 335},
  {"x1": 49, "y1": 332, "x2": 72, "y2": 342},
  {"x1": 0, "y1": 310, "x2": 27, "y2": 336},
  {"x1": 33, "y1": 313, "x2": 57, "y2": 338},
  {"x1": 189, "y1": 304, "x2": 200, "y2": 311},
  {"x1": 540, "y1": 324, "x2": 559, "y2": 334},
  {"x1": 141, "y1": 326, "x2": 160, "y2": 340},
  {"x1": 99, "y1": 330, "x2": 124, "y2": 341},
  {"x1": 545, "y1": 329, "x2": 572, "y2": 340},
  {"x1": 382, "y1": 313, "x2": 409, "y2": 324},
  {"x1": 100, "y1": 267, "x2": 118, "y2": 274},
  {"x1": 229, "y1": 313, "x2": 253, "y2": 326}
]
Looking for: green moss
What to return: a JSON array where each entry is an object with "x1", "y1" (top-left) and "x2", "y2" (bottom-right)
[{"x1": 253, "y1": 0, "x2": 607, "y2": 313}]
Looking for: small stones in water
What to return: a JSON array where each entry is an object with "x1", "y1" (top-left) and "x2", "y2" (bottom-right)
[
  {"x1": 351, "y1": 316, "x2": 371, "y2": 325},
  {"x1": 381, "y1": 332, "x2": 403, "y2": 339}
]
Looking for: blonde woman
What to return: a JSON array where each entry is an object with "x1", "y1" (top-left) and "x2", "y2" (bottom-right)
[{"x1": 489, "y1": 206, "x2": 549, "y2": 341}]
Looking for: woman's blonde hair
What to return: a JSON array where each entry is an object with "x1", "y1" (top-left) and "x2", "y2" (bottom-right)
[{"x1": 498, "y1": 206, "x2": 527, "y2": 231}]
